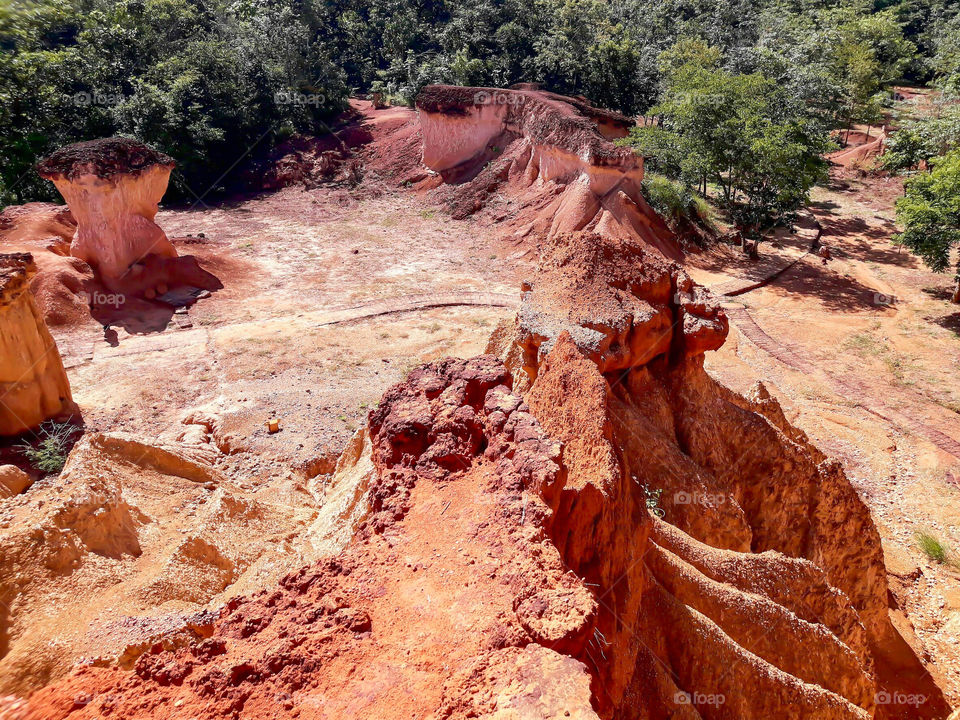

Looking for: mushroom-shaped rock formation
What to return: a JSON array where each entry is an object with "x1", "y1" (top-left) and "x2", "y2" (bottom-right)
[
  {"x1": 37, "y1": 138, "x2": 178, "y2": 289},
  {"x1": 0, "y1": 253, "x2": 74, "y2": 435},
  {"x1": 415, "y1": 85, "x2": 681, "y2": 259}
]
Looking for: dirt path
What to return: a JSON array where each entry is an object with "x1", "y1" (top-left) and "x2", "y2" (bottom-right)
[
  {"x1": 724, "y1": 303, "x2": 960, "y2": 461},
  {"x1": 56, "y1": 291, "x2": 517, "y2": 368}
]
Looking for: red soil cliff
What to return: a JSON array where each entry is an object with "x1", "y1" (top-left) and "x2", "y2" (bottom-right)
[
  {"x1": 12, "y1": 89, "x2": 950, "y2": 720},
  {"x1": 0, "y1": 253, "x2": 74, "y2": 435},
  {"x1": 415, "y1": 85, "x2": 681, "y2": 260}
]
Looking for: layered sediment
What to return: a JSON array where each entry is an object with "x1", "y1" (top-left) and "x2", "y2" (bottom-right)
[
  {"x1": 0, "y1": 253, "x2": 74, "y2": 435},
  {"x1": 415, "y1": 85, "x2": 680, "y2": 259}
]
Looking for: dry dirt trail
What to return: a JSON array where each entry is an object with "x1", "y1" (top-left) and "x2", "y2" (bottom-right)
[{"x1": 723, "y1": 303, "x2": 960, "y2": 461}]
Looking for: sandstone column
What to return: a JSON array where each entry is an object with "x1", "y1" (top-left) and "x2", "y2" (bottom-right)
[
  {"x1": 0, "y1": 254, "x2": 75, "y2": 435},
  {"x1": 37, "y1": 138, "x2": 178, "y2": 289}
]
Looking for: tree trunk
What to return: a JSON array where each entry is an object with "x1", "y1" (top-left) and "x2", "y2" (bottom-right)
[{"x1": 864, "y1": 124, "x2": 871, "y2": 142}]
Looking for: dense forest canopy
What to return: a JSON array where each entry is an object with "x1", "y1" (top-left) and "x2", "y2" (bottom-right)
[{"x1": 1, "y1": 0, "x2": 959, "y2": 206}]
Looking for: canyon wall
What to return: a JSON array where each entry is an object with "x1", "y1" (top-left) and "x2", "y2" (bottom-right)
[
  {"x1": 13, "y1": 91, "x2": 950, "y2": 720},
  {"x1": 0, "y1": 253, "x2": 74, "y2": 435},
  {"x1": 22, "y1": 229, "x2": 948, "y2": 719},
  {"x1": 415, "y1": 85, "x2": 681, "y2": 259}
]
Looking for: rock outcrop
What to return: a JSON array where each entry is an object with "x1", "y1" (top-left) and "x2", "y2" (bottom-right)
[
  {"x1": 21, "y1": 230, "x2": 949, "y2": 719},
  {"x1": 37, "y1": 138, "x2": 178, "y2": 289},
  {"x1": 0, "y1": 253, "x2": 74, "y2": 435},
  {"x1": 0, "y1": 429, "x2": 327, "y2": 697},
  {"x1": 415, "y1": 85, "x2": 681, "y2": 259}
]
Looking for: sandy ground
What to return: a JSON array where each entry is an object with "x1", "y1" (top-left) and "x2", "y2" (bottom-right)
[
  {"x1": 52, "y1": 184, "x2": 532, "y2": 481},
  {"x1": 688, "y1": 168, "x2": 960, "y2": 703}
]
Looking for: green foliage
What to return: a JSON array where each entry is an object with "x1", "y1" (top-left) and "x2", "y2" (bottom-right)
[
  {"x1": 894, "y1": 149, "x2": 960, "y2": 278},
  {"x1": 916, "y1": 531, "x2": 950, "y2": 563},
  {"x1": 640, "y1": 172, "x2": 714, "y2": 228},
  {"x1": 625, "y1": 39, "x2": 830, "y2": 238},
  {"x1": 0, "y1": 0, "x2": 347, "y2": 204},
  {"x1": 881, "y1": 106, "x2": 960, "y2": 172},
  {"x1": 643, "y1": 485, "x2": 665, "y2": 519},
  {"x1": 17, "y1": 421, "x2": 77, "y2": 474},
  {"x1": 0, "y1": 0, "x2": 949, "y2": 206}
]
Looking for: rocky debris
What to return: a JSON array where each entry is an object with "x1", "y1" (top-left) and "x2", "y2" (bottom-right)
[
  {"x1": 0, "y1": 466, "x2": 31, "y2": 498},
  {"x1": 24, "y1": 356, "x2": 599, "y2": 720},
  {"x1": 37, "y1": 138, "x2": 179, "y2": 289},
  {"x1": 414, "y1": 85, "x2": 680, "y2": 259},
  {"x1": 0, "y1": 253, "x2": 75, "y2": 434},
  {"x1": 506, "y1": 231, "x2": 726, "y2": 387},
  {"x1": 261, "y1": 131, "x2": 368, "y2": 190},
  {"x1": 0, "y1": 427, "x2": 326, "y2": 697}
]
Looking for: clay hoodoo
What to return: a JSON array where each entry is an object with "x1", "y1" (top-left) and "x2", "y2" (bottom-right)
[
  {"x1": 37, "y1": 138, "x2": 178, "y2": 289},
  {"x1": 415, "y1": 85, "x2": 681, "y2": 260},
  {"x1": 0, "y1": 253, "x2": 74, "y2": 435},
  {"x1": 20, "y1": 227, "x2": 948, "y2": 718}
]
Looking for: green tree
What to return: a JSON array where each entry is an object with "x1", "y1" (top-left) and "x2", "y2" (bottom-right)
[
  {"x1": 624, "y1": 38, "x2": 829, "y2": 253},
  {"x1": 881, "y1": 106, "x2": 960, "y2": 172},
  {"x1": 0, "y1": 0, "x2": 348, "y2": 205},
  {"x1": 895, "y1": 149, "x2": 960, "y2": 302}
]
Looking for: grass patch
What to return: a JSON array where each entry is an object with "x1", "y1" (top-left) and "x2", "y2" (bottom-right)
[
  {"x1": 843, "y1": 331, "x2": 885, "y2": 356},
  {"x1": 18, "y1": 421, "x2": 78, "y2": 474},
  {"x1": 917, "y1": 531, "x2": 953, "y2": 564}
]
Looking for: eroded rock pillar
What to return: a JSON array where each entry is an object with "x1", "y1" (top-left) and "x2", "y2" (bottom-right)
[
  {"x1": 38, "y1": 138, "x2": 178, "y2": 289},
  {"x1": 0, "y1": 253, "x2": 75, "y2": 435}
]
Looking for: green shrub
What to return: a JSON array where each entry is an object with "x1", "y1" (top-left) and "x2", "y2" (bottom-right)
[
  {"x1": 641, "y1": 173, "x2": 715, "y2": 228},
  {"x1": 17, "y1": 421, "x2": 77, "y2": 474},
  {"x1": 917, "y1": 531, "x2": 950, "y2": 564}
]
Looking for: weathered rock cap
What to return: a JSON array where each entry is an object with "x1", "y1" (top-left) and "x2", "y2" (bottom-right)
[
  {"x1": 37, "y1": 137, "x2": 175, "y2": 181},
  {"x1": 0, "y1": 252, "x2": 37, "y2": 304}
]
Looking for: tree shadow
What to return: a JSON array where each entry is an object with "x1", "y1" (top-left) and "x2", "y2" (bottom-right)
[
  {"x1": 931, "y1": 312, "x2": 960, "y2": 336},
  {"x1": 921, "y1": 285, "x2": 955, "y2": 302},
  {"x1": 818, "y1": 215, "x2": 916, "y2": 267},
  {"x1": 90, "y1": 254, "x2": 222, "y2": 336},
  {"x1": 91, "y1": 297, "x2": 176, "y2": 335},
  {"x1": 772, "y1": 259, "x2": 891, "y2": 313}
]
